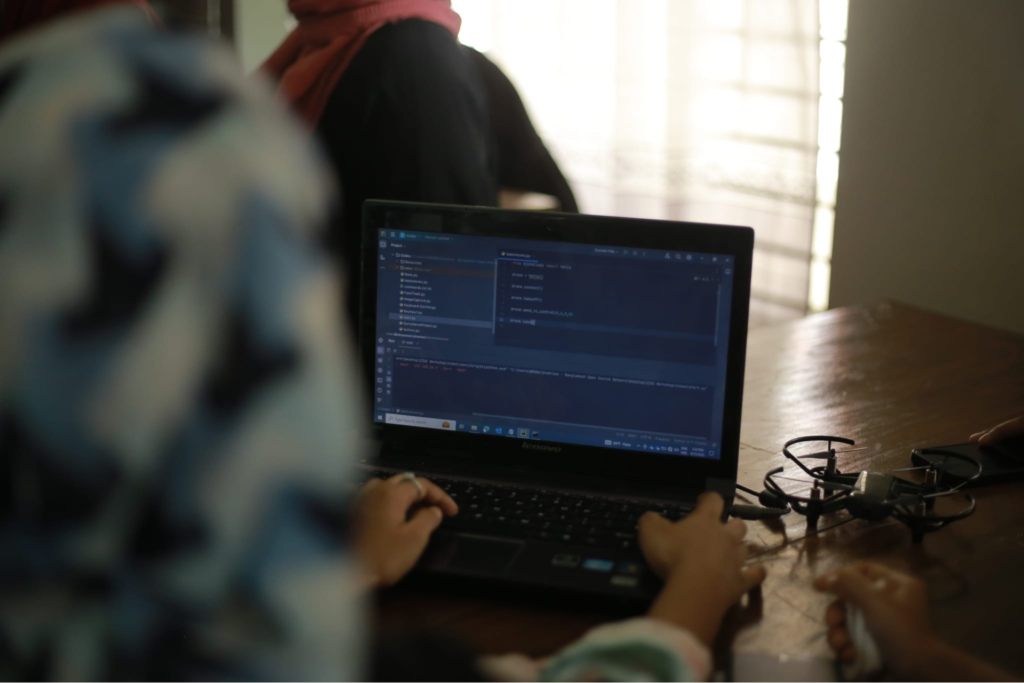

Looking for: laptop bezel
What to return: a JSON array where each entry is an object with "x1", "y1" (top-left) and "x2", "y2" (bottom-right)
[{"x1": 359, "y1": 200, "x2": 753, "y2": 491}]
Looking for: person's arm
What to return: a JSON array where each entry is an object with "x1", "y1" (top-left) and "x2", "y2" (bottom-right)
[
  {"x1": 815, "y1": 563, "x2": 1014, "y2": 681},
  {"x1": 641, "y1": 493, "x2": 766, "y2": 645},
  {"x1": 481, "y1": 493, "x2": 766, "y2": 682}
]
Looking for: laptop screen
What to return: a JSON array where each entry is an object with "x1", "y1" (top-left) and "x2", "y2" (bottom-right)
[{"x1": 372, "y1": 229, "x2": 735, "y2": 460}]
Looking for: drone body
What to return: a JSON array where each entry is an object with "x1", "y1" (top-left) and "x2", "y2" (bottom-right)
[
  {"x1": 847, "y1": 472, "x2": 901, "y2": 521},
  {"x1": 762, "y1": 436, "x2": 980, "y2": 542}
]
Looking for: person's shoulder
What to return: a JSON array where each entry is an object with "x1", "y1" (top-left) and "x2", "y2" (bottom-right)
[
  {"x1": 357, "y1": 18, "x2": 466, "y2": 74},
  {"x1": 367, "y1": 18, "x2": 460, "y2": 51}
]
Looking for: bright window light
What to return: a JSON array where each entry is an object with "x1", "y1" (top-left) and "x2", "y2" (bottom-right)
[
  {"x1": 809, "y1": 260, "x2": 832, "y2": 311},
  {"x1": 452, "y1": 0, "x2": 493, "y2": 52},
  {"x1": 818, "y1": 97, "x2": 844, "y2": 153},
  {"x1": 808, "y1": 0, "x2": 849, "y2": 313},
  {"x1": 812, "y1": 206, "x2": 835, "y2": 259},
  {"x1": 819, "y1": 0, "x2": 849, "y2": 41},
  {"x1": 820, "y1": 60, "x2": 845, "y2": 98},
  {"x1": 820, "y1": 39, "x2": 847, "y2": 65}
]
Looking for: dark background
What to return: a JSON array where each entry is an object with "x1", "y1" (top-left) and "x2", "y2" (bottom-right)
[{"x1": 151, "y1": 0, "x2": 233, "y2": 39}]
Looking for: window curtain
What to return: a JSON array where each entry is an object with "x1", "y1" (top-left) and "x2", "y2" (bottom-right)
[{"x1": 469, "y1": 0, "x2": 820, "y2": 324}]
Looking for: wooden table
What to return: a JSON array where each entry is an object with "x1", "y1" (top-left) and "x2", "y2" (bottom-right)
[{"x1": 377, "y1": 301, "x2": 1024, "y2": 676}]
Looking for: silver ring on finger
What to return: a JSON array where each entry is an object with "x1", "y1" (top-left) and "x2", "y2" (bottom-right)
[{"x1": 400, "y1": 471, "x2": 424, "y2": 499}]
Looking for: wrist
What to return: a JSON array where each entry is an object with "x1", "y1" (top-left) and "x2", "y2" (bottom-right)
[
  {"x1": 648, "y1": 573, "x2": 729, "y2": 646},
  {"x1": 891, "y1": 634, "x2": 947, "y2": 680}
]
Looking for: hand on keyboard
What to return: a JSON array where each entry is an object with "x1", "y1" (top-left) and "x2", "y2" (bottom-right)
[
  {"x1": 353, "y1": 472, "x2": 459, "y2": 589},
  {"x1": 643, "y1": 492, "x2": 767, "y2": 646},
  {"x1": 429, "y1": 477, "x2": 691, "y2": 549}
]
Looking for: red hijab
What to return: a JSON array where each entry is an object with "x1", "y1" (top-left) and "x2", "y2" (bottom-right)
[{"x1": 262, "y1": 0, "x2": 461, "y2": 127}]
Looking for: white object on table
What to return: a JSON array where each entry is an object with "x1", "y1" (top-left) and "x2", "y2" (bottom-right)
[{"x1": 842, "y1": 603, "x2": 883, "y2": 680}]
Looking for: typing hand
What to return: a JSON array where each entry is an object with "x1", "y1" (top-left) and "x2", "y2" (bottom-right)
[
  {"x1": 353, "y1": 474, "x2": 458, "y2": 589},
  {"x1": 641, "y1": 492, "x2": 766, "y2": 645},
  {"x1": 814, "y1": 563, "x2": 935, "y2": 678},
  {"x1": 971, "y1": 415, "x2": 1024, "y2": 446}
]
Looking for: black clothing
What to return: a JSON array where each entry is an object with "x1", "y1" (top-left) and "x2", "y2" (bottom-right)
[{"x1": 316, "y1": 19, "x2": 499, "y2": 328}]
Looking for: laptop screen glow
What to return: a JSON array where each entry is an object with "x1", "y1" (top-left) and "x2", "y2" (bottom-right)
[{"x1": 372, "y1": 229, "x2": 735, "y2": 460}]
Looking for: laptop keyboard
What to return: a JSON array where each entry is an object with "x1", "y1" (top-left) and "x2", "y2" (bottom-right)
[{"x1": 358, "y1": 469, "x2": 693, "y2": 550}]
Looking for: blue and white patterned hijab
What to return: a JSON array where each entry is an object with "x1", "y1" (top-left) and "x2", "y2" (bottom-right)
[{"x1": 0, "y1": 7, "x2": 364, "y2": 680}]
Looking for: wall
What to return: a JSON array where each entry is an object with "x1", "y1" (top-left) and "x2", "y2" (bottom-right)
[
  {"x1": 830, "y1": 0, "x2": 1024, "y2": 335},
  {"x1": 235, "y1": 0, "x2": 290, "y2": 74}
]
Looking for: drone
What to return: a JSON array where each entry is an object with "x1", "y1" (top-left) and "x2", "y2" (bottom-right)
[{"x1": 751, "y1": 435, "x2": 981, "y2": 542}]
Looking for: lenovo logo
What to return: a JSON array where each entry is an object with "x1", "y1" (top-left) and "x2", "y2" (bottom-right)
[{"x1": 522, "y1": 443, "x2": 562, "y2": 453}]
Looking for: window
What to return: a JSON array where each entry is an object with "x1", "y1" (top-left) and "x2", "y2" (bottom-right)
[{"x1": 454, "y1": 0, "x2": 849, "y2": 324}]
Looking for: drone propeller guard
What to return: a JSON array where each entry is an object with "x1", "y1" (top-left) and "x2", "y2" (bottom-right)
[{"x1": 762, "y1": 437, "x2": 981, "y2": 541}]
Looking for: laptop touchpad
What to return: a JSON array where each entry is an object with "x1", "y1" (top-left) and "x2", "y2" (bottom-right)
[{"x1": 444, "y1": 537, "x2": 523, "y2": 575}]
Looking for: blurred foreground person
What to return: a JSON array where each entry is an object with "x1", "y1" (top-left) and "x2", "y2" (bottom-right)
[{"x1": 0, "y1": 8, "x2": 361, "y2": 679}]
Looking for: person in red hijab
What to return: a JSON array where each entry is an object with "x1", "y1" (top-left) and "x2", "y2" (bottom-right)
[
  {"x1": 0, "y1": 0, "x2": 159, "y2": 41},
  {"x1": 262, "y1": 0, "x2": 500, "y2": 332},
  {"x1": 264, "y1": 0, "x2": 462, "y2": 127}
]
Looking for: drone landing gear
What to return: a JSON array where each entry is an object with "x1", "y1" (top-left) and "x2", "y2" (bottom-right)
[
  {"x1": 909, "y1": 469, "x2": 944, "y2": 542},
  {"x1": 908, "y1": 513, "x2": 930, "y2": 544},
  {"x1": 924, "y1": 469, "x2": 939, "y2": 512},
  {"x1": 806, "y1": 483, "x2": 823, "y2": 532}
]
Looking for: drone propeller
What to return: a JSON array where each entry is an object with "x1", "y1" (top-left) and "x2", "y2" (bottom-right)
[
  {"x1": 921, "y1": 488, "x2": 968, "y2": 500},
  {"x1": 795, "y1": 446, "x2": 869, "y2": 460},
  {"x1": 796, "y1": 451, "x2": 834, "y2": 460},
  {"x1": 884, "y1": 489, "x2": 970, "y2": 516},
  {"x1": 772, "y1": 475, "x2": 817, "y2": 484},
  {"x1": 771, "y1": 474, "x2": 857, "y2": 493}
]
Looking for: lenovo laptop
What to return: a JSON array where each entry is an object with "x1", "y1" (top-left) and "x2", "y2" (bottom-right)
[{"x1": 359, "y1": 201, "x2": 753, "y2": 602}]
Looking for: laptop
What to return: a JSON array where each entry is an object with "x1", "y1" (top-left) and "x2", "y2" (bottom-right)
[{"x1": 359, "y1": 201, "x2": 753, "y2": 602}]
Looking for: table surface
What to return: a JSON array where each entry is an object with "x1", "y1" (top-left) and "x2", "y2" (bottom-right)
[{"x1": 376, "y1": 301, "x2": 1024, "y2": 676}]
